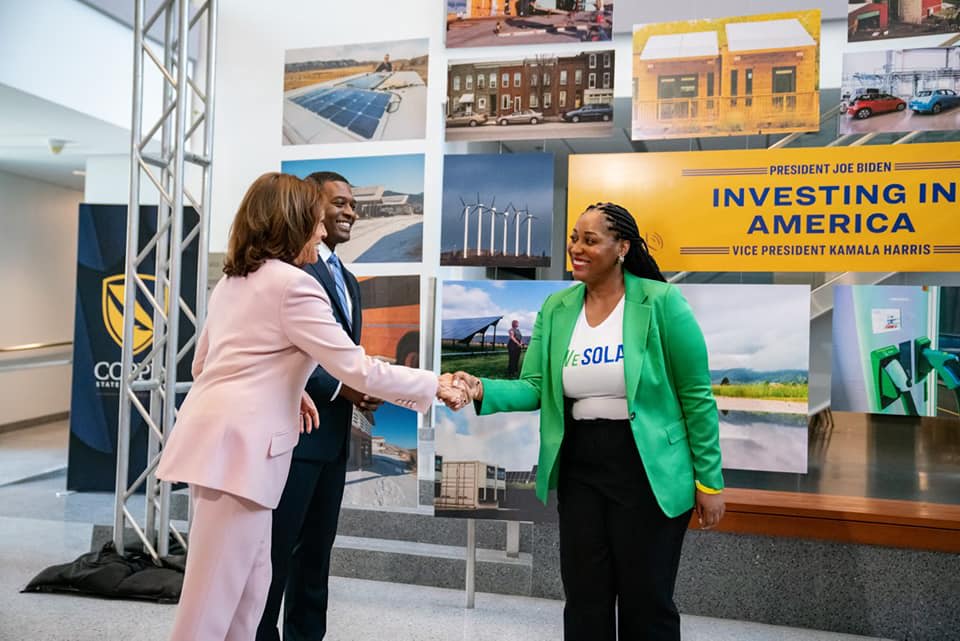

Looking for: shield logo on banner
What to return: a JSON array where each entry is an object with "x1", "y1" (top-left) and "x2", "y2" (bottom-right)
[{"x1": 101, "y1": 274, "x2": 156, "y2": 355}]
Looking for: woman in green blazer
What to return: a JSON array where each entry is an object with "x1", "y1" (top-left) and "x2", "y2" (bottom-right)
[{"x1": 454, "y1": 203, "x2": 725, "y2": 641}]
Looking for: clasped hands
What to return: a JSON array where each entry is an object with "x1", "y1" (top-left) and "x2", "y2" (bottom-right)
[{"x1": 436, "y1": 371, "x2": 483, "y2": 411}]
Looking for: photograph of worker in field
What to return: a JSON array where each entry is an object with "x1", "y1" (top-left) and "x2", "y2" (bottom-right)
[
  {"x1": 682, "y1": 284, "x2": 811, "y2": 474},
  {"x1": 282, "y1": 39, "x2": 428, "y2": 144},
  {"x1": 441, "y1": 153, "x2": 554, "y2": 268},
  {"x1": 282, "y1": 154, "x2": 424, "y2": 264},
  {"x1": 341, "y1": 276, "x2": 423, "y2": 508},
  {"x1": 632, "y1": 10, "x2": 820, "y2": 140},
  {"x1": 832, "y1": 285, "x2": 960, "y2": 420},
  {"x1": 446, "y1": 0, "x2": 612, "y2": 49},
  {"x1": 440, "y1": 280, "x2": 574, "y2": 381}
]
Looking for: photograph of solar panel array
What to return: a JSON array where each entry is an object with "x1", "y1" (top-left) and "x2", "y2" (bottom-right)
[{"x1": 291, "y1": 87, "x2": 391, "y2": 139}]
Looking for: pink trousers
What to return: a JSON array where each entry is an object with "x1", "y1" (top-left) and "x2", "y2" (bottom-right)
[{"x1": 168, "y1": 485, "x2": 272, "y2": 641}]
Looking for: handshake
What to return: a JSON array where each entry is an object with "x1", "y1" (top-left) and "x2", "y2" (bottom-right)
[{"x1": 435, "y1": 371, "x2": 484, "y2": 411}]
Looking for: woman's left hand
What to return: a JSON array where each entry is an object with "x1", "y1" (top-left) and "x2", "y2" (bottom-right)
[
  {"x1": 695, "y1": 490, "x2": 725, "y2": 530},
  {"x1": 299, "y1": 391, "x2": 319, "y2": 434}
]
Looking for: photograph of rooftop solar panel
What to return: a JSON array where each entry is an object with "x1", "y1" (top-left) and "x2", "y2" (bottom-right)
[{"x1": 283, "y1": 39, "x2": 428, "y2": 144}]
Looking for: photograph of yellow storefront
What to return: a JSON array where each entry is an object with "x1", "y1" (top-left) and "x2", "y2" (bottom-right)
[{"x1": 632, "y1": 11, "x2": 820, "y2": 140}]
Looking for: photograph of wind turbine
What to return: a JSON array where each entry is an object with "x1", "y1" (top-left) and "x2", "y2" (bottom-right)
[{"x1": 441, "y1": 153, "x2": 554, "y2": 267}]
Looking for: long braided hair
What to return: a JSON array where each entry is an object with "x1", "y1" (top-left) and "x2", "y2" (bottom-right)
[{"x1": 589, "y1": 202, "x2": 666, "y2": 282}]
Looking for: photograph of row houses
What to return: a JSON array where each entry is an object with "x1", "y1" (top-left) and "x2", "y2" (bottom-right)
[
  {"x1": 282, "y1": 39, "x2": 428, "y2": 144},
  {"x1": 446, "y1": 0, "x2": 612, "y2": 49},
  {"x1": 840, "y1": 46, "x2": 960, "y2": 134},
  {"x1": 446, "y1": 50, "x2": 614, "y2": 141},
  {"x1": 848, "y1": 0, "x2": 960, "y2": 42},
  {"x1": 632, "y1": 10, "x2": 821, "y2": 140}
]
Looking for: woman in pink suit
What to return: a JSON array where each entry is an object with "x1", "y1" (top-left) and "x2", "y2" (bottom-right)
[{"x1": 157, "y1": 173, "x2": 463, "y2": 641}]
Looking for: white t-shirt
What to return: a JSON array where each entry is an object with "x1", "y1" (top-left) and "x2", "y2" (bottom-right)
[{"x1": 561, "y1": 296, "x2": 628, "y2": 420}]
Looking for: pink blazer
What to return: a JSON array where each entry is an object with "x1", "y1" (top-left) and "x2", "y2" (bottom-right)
[{"x1": 157, "y1": 259, "x2": 437, "y2": 509}]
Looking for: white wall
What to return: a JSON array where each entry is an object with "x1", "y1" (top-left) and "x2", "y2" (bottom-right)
[
  {"x1": 0, "y1": 171, "x2": 82, "y2": 424},
  {"x1": 0, "y1": 0, "x2": 163, "y2": 131}
]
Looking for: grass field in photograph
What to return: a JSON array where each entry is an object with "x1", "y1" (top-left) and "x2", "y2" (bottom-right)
[
  {"x1": 440, "y1": 350, "x2": 521, "y2": 380},
  {"x1": 712, "y1": 382, "x2": 808, "y2": 401}
]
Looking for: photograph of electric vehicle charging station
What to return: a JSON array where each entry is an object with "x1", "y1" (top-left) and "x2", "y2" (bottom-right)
[
  {"x1": 282, "y1": 39, "x2": 428, "y2": 144},
  {"x1": 832, "y1": 285, "x2": 960, "y2": 419}
]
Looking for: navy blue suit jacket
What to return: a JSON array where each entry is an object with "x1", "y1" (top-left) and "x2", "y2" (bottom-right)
[{"x1": 294, "y1": 257, "x2": 362, "y2": 463}]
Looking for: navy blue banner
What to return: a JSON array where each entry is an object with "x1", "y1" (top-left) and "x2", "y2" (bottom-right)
[{"x1": 67, "y1": 204, "x2": 199, "y2": 491}]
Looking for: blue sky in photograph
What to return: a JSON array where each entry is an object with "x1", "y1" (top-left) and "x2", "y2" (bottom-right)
[
  {"x1": 442, "y1": 280, "x2": 574, "y2": 339},
  {"x1": 441, "y1": 153, "x2": 554, "y2": 257},
  {"x1": 371, "y1": 403, "x2": 417, "y2": 450},
  {"x1": 282, "y1": 154, "x2": 424, "y2": 195}
]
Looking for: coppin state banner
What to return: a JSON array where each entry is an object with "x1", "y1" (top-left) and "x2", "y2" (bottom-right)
[{"x1": 567, "y1": 142, "x2": 960, "y2": 271}]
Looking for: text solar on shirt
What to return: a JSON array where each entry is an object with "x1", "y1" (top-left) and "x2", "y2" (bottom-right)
[{"x1": 561, "y1": 296, "x2": 629, "y2": 421}]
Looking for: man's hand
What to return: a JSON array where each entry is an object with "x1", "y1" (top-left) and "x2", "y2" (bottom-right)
[
  {"x1": 452, "y1": 371, "x2": 483, "y2": 403},
  {"x1": 437, "y1": 373, "x2": 469, "y2": 410},
  {"x1": 339, "y1": 385, "x2": 383, "y2": 412}
]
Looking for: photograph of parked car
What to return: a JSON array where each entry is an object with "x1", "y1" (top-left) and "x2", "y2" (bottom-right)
[
  {"x1": 445, "y1": 50, "x2": 615, "y2": 142},
  {"x1": 561, "y1": 102, "x2": 613, "y2": 122},
  {"x1": 845, "y1": 93, "x2": 907, "y2": 119},
  {"x1": 840, "y1": 46, "x2": 960, "y2": 134},
  {"x1": 909, "y1": 88, "x2": 960, "y2": 113}
]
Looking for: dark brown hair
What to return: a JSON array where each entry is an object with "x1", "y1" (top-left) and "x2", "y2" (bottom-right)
[{"x1": 223, "y1": 172, "x2": 322, "y2": 277}]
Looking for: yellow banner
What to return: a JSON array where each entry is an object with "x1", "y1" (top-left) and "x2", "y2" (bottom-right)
[{"x1": 567, "y1": 143, "x2": 960, "y2": 271}]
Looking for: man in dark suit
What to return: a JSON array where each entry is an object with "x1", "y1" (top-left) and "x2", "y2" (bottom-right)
[{"x1": 256, "y1": 171, "x2": 382, "y2": 641}]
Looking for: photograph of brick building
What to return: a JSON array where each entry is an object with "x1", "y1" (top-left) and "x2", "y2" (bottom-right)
[
  {"x1": 848, "y1": 0, "x2": 960, "y2": 42},
  {"x1": 446, "y1": 49, "x2": 614, "y2": 141}
]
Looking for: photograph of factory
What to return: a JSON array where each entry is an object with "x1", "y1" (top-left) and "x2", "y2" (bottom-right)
[
  {"x1": 632, "y1": 10, "x2": 821, "y2": 140},
  {"x1": 439, "y1": 280, "x2": 575, "y2": 381},
  {"x1": 282, "y1": 39, "x2": 428, "y2": 144},
  {"x1": 446, "y1": 50, "x2": 614, "y2": 141},
  {"x1": 282, "y1": 154, "x2": 424, "y2": 263},
  {"x1": 839, "y1": 47, "x2": 960, "y2": 134},
  {"x1": 341, "y1": 276, "x2": 423, "y2": 508},
  {"x1": 848, "y1": 0, "x2": 960, "y2": 43},
  {"x1": 433, "y1": 405, "x2": 557, "y2": 522},
  {"x1": 441, "y1": 153, "x2": 554, "y2": 267},
  {"x1": 680, "y1": 284, "x2": 812, "y2": 474},
  {"x1": 832, "y1": 285, "x2": 960, "y2": 420},
  {"x1": 445, "y1": 1, "x2": 612, "y2": 48}
]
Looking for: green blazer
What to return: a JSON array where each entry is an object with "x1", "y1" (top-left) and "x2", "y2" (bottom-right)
[{"x1": 477, "y1": 272, "x2": 723, "y2": 518}]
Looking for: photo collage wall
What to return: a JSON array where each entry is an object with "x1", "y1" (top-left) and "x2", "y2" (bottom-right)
[{"x1": 277, "y1": 1, "x2": 960, "y2": 518}]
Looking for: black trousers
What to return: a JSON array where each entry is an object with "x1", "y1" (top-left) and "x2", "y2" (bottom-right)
[
  {"x1": 255, "y1": 456, "x2": 346, "y2": 641},
  {"x1": 507, "y1": 346, "x2": 522, "y2": 378},
  {"x1": 558, "y1": 418, "x2": 692, "y2": 641}
]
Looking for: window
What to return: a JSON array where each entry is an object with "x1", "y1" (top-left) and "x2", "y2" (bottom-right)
[
  {"x1": 729, "y1": 69, "x2": 738, "y2": 107},
  {"x1": 588, "y1": 73, "x2": 596, "y2": 89},
  {"x1": 544, "y1": 72, "x2": 551, "y2": 86},
  {"x1": 575, "y1": 69, "x2": 583, "y2": 85},
  {"x1": 502, "y1": 94, "x2": 511, "y2": 110},
  {"x1": 478, "y1": 96, "x2": 487, "y2": 110},
  {"x1": 465, "y1": 75, "x2": 473, "y2": 90},
  {"x1": 530, "y1": 72, "x2": 538, "y2": 87},
  {"x1": 477, "y1": 74, "x2": 485, "y2": 90},
  {"x1": 589, "y1": 53, "x2": 597, "y2": 68},
  {"x1": 530, "y1": 93, "x2": 538, "y2": 107},
  {"x1": 603, "y1": 53, "x2": 611, "y2": 68},
  {"x1": 514, "y1": 96, "x2": 521, "y2": 111},
  {"x1": 514, "y1": 72, "x2": 521, "y2": 87},
  {"x1": 560, "y1": 90, "x2": 567, "y2": 107},
  {"x1": 544, "y1": 92, "x2": 552, "y2": 108},
  {"x1": 706, "y1": 71, "x2": 715, "y2": 110},
  {"x1": 745, "y1": 68, "x2": 753, "y2": 107},
  {"x1": 602, "y1": 72, "x2": 610, "y2": 89},
  {"x1": 658, "y1": 74, "x2": 698, "y2": 120},
  {"x1": 453, "y1": 76, "x2": 461, "y2": 91},
  {"x1": 772, "y1": 66, "x2": 797, "y2": 110},
  {"x1": 560, "y1": 70, "x2": 568, "y2": 85},
  {"x1": 490, "y1": 73, "x2": 497, "y2": 87},
  {"x1": 502, "y1": 73, "x2": 509, "y2": 88}
]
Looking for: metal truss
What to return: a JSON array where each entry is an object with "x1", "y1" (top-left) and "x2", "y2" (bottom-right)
[{"x1": 115, "y1": 0, "x2": 217, "y2": 559}]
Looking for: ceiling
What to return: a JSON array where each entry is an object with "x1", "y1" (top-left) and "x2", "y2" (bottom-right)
[{"x1": 0, "y1": 83, "x2": 134, "y2": 191}]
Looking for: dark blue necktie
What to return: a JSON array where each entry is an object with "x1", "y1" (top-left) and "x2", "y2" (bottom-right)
[{"x1": 327, "y1": 253, "x2": 352, "y2": 326}]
